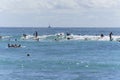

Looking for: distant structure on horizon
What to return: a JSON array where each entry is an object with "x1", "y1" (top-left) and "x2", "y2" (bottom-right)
[{"x1": 48, "y1": 25, "x2": 51, "y2": 28}]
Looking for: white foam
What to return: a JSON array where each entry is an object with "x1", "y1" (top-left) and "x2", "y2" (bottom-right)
[
  {"x1": 19, "y1": 33, "x2": 120, "y2": 42},
  {"x1": 21, "y1": 35, "x2": 34, "y2": 40},
  {"x1": 67, "y1": 35, "x2": 120, "y2": 41},
  {"x1": 2, "y1": 36, "x2": 11, "y2": 39},
  {"x1": 21, "y1": 46, "x2": 26, "y2": 48}
]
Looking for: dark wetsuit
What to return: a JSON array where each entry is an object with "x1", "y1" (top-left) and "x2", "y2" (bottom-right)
[{"x1": 109, "y1": 32, "x2": 113, "y2": 41}]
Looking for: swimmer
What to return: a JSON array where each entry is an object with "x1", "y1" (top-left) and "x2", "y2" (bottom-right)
[
  {"x1": 23, "y1": 34, "x2": 27, "y2": 38},
  {"x1": 55, "y1": 38, "x2": 59, "y2": 41},
  {"x1": 66, "y1": 32, "x2": 71, "y2": 36},
  {"x1": 67, "y1": 37, "x2": 71, "y2": 40},
  {"x1": 8, "y1": 44, "x2": 11, "y2": 47},
  {"x1": 27, "y1": 54, "x2": 30, "y2": 56},
  {"x1": 15, "y1": 39, "x2": 17, "y2": 41},
  {"x1": 100, "y1": 34, "x2": 104, "y2": 38}
]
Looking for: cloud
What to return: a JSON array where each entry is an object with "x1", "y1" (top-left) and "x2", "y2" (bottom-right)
[
  {"x1": 79, "y1": 0, "x2": 120, "y2": 9},
  {"x1": 0, "y1": 0, "x2": 120, "y2": 27},
  {"x1": 0, "y1": 0, "x2": 119, "y2": 13}
]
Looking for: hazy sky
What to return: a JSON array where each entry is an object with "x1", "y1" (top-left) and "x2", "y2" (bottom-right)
[{"x1": 0, "y1": 0, "x2": 120, "y2": 27}]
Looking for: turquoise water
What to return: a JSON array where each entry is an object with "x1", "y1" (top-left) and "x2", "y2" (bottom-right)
[{"x1": 0, "y1": 27, "x2": 120, "y2": 80}]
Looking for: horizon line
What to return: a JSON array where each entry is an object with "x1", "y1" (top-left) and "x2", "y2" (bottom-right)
[{"x1": 0, "y1": 26, "x2": 120, "y2": 28}]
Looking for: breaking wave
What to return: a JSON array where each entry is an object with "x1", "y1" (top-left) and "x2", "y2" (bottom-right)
[
  {"x1": 1, "y1": 32, "x2": 120, "y2": 42},
  {"x1": 20, "y1": 32, "x2": 120, "y2": 42}
]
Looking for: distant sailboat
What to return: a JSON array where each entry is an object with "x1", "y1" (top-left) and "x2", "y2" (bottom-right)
[{"x1": 48, "y1": 25, "x2": 51, "y2": 28}]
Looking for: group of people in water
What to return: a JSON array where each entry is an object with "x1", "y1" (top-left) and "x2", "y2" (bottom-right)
[
  {"x1": 23, "y1": 31, "x2": 115, "y2": 41},
  {"x1": 7, "y1": 31, "x2": 115, "y2": 48},
  {"x1": 23, "y1": 31, "x2": 39, "y2": 41},
  {"x1": 55, "y1": 32, "x2": 114, "y2": 41},
  {"x1": 7, "y1": 38, "x2": 21, "y2": 48},
  {"x1": 8, "y1": 31, "x2": 39, "y2": 48},
  {"x1": 8, "y1": 44, "x2": 21, "y2": 48},
  {"x1": 23, "y1": 32, "x2": 38, "y2": 38}
]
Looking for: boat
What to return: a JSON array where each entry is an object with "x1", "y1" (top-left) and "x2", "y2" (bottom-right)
[{"x1": 48, "y1": 25, "x2": 51, "y2": 28}]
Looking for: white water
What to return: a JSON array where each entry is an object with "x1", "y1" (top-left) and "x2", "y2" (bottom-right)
[{"x1": 19, "y1": 33, "x2": 120, "y2": 42}]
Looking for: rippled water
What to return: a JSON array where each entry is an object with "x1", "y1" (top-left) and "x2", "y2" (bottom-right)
[{"x1": 0, "y1": 27, "x2": 120, "y2": 80}]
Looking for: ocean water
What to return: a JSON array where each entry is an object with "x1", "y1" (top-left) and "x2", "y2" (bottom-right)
[{"x1": 0, "y1": 27, "x2": 120, "y2": 80}]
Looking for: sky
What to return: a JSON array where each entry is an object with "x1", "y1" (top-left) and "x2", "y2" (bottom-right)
[{"x1": 0, "y1": 0, "x2": 120, "y2": 27}]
